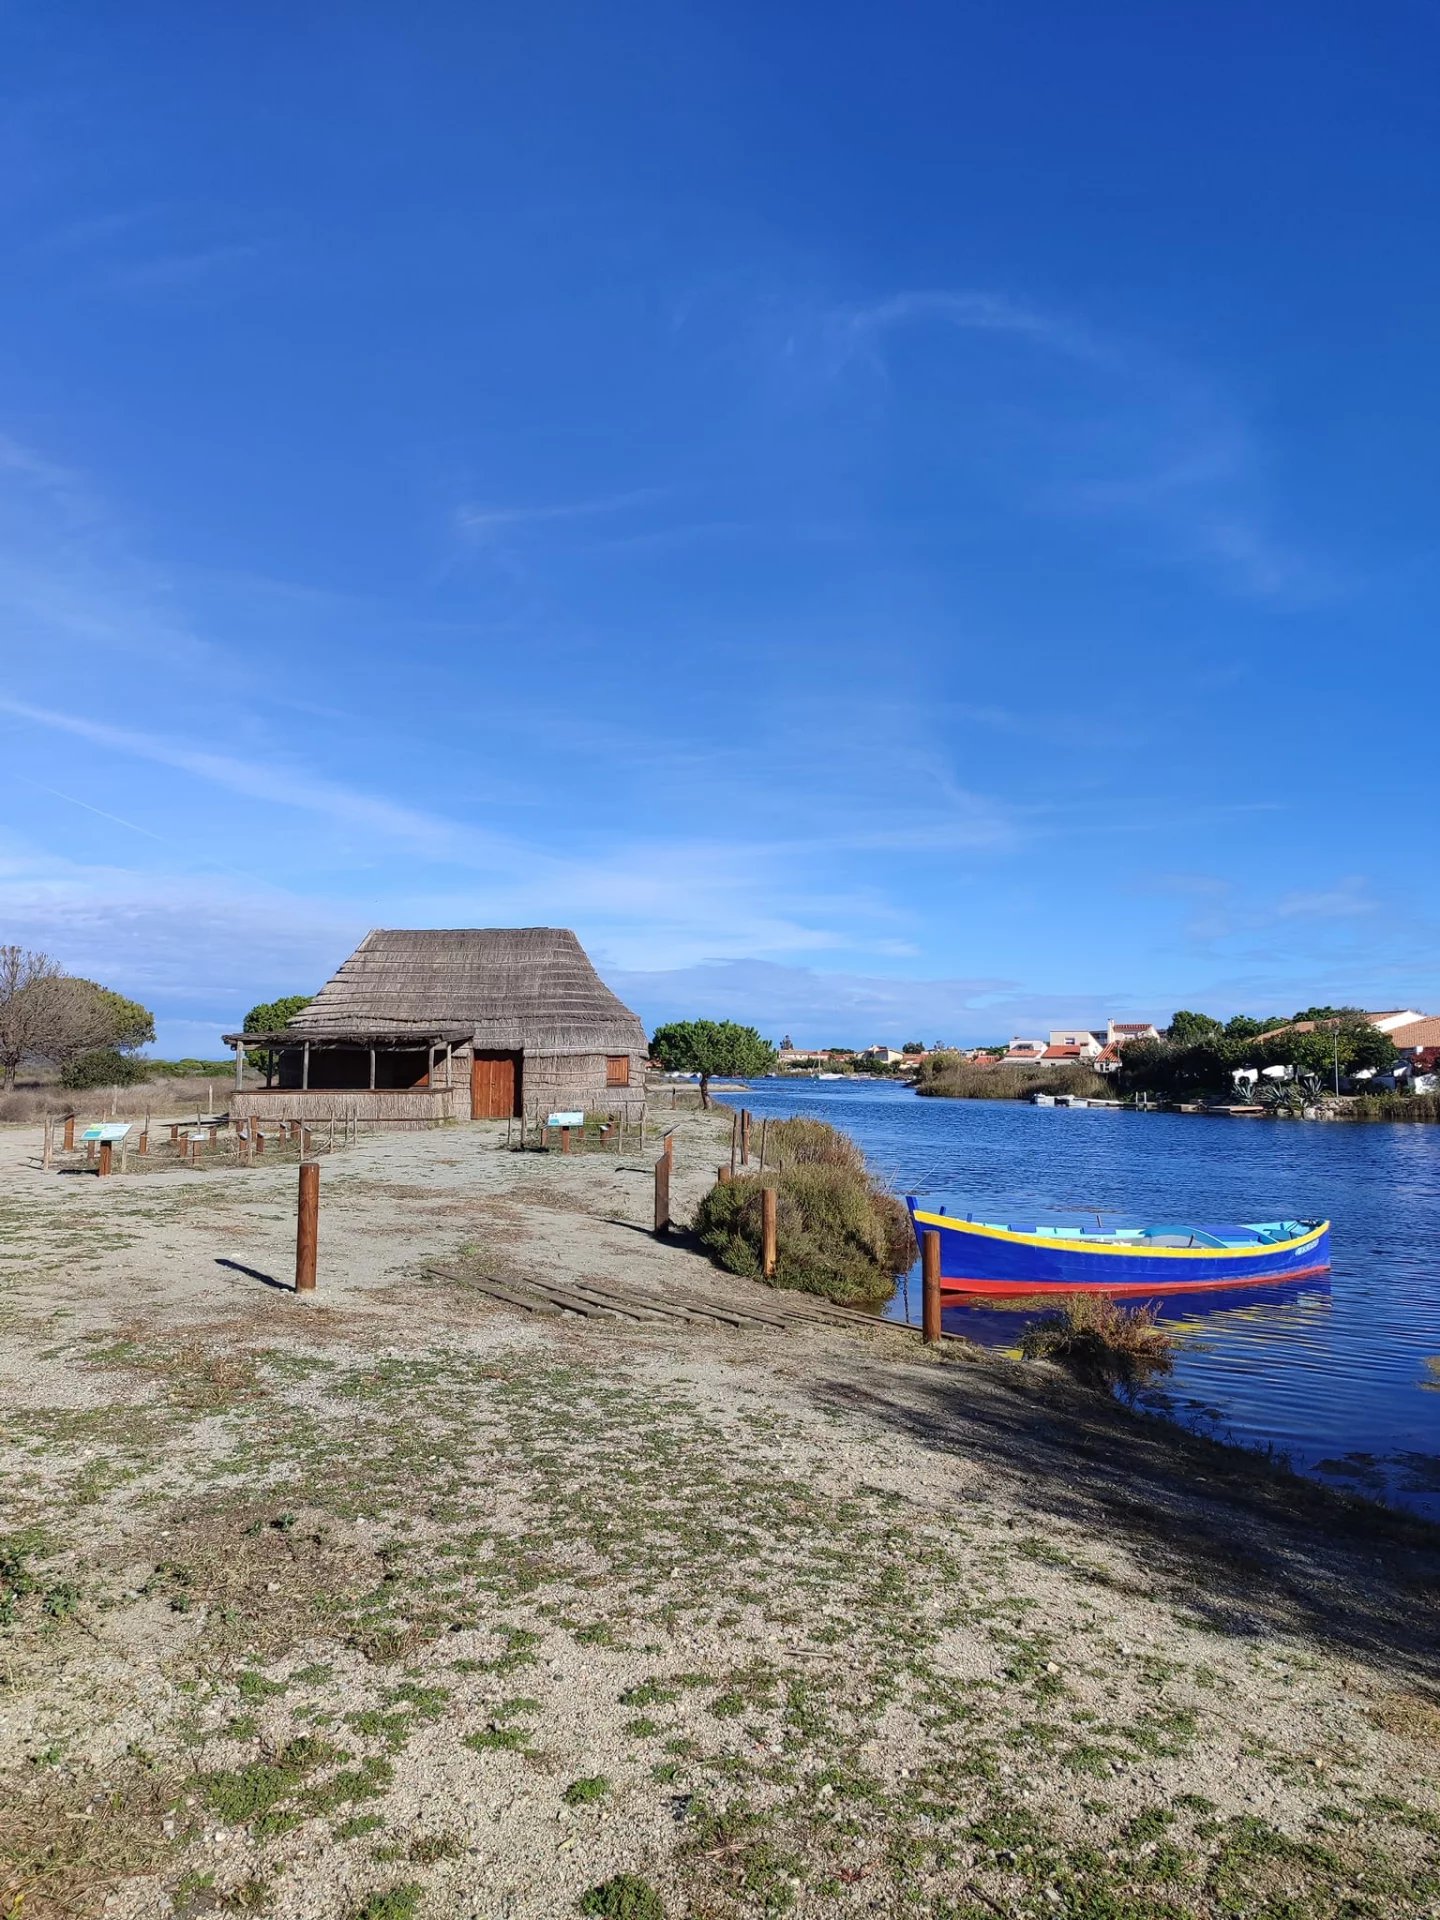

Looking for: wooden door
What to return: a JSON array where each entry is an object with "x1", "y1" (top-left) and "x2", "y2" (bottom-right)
[{"x1": 470, "y1": 1051, "x2": 520, "y2": 1118}]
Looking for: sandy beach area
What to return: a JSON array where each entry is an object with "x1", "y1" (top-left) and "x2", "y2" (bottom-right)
[{"x1": 2, "y1": 1105, "x2": 1438, "y2": 1919}]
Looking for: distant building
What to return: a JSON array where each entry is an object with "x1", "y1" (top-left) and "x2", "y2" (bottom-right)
[
  {"x1": 1048, "y1": 1029, "x2": 1103, "y2": 1058},
  {"x1": 1104, "y1": 1019, "x2": 1161, "y2": 1045}
]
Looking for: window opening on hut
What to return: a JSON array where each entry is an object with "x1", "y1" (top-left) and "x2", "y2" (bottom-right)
[{"x1": 606, "y1": 1055, "x2": 631, "y2": 1088}]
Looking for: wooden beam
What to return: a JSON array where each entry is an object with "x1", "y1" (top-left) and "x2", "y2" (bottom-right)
[
  {"x1": 302, "y1": 1040, "x2": 310, "y2": 1091},
  {"x1": 368, "y1": 1047, "x2": 376, "y2": 1091}
]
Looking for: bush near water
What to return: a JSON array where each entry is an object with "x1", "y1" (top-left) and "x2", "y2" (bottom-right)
[{"x1": 693, "y1": 1116, "x2": 913, "y2": 1306}]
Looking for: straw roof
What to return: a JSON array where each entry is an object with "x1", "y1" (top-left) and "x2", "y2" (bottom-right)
[{"x1": 281, "y1": 928, "x2": 647, "y2": 1057}]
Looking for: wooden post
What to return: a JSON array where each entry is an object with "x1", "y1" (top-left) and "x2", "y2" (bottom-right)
[
  {"x1": 246, "y1": 1127, "x2": 255, "y2": 1164},
  {"x1": 234, "y1": 1041, "x2": 245, "y2": 1091},
  {"x1": 758, "y1": 1117, "x2": 768, "y2": 1174},
  {"x1": 741, "y1": 1108, "x2": 751, "y2": 1167},
  {"x1": 730, "y1": 1112, "x2": 738, "y2": 1177},
  {"x1": 368, "y1": 1047, "x2": 376, "y2": 1091},
  {"x1": 140, "y1": 1112, "x2": 150, "y2": 1154},
  {"x1": 664, "y1": 1129, "x2": 675, "y2": 1166},
  {"x1": 120, "y1": 1135, "x2": 129, "y2": 1175},
  {"x1": 762, "y1": 1184, "x2": 777, "y2": 1279},
  {"x1": 717, "y1": 1164, "x2": 731, "y2": 1185},
  {"x1": 922, "y1": 1230, "x2": 942, "y2": 1346},
  {"x1": 302, "y1": 1042, "x2": 310, "y2": 1092},
  {"x1": 295, "y1": 1163, "x2": 319, "y2": 1293},
  {"x1": 560, "y1": 1125, "x2": 571, "y2": 1155},
  {"x1": 63, "y1": 1114, "x2": 76, "y2": 1152},
  {"x1": 328, "y1": 1117, "x2": 335, "y2": 1153},
  {"x1": 654, "y1": 1154, "x2": 671, "y2": 1233},
  {"x1": 42, "y1": 1118, "x2": 53, "y2": 1169},
  {"x1": 98, "y1": 1139, "x2": 113, "y2": 1177},
  {"x1": 255, "y1": 1128, "x2": 265, "y2": 1156},
  {"x1": 85, "y1": 1139, "x2": 95, "y2": 1165}
]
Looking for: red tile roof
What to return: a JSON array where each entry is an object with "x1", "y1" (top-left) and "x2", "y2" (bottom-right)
[{"x1": 1391, "y1": 1017, "x2": 1440, "y2": 1050}]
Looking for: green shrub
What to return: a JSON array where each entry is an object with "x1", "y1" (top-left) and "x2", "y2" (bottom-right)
[
  {"x1": 695, "y1": 1122, "x2": 912, "y2": 1307},
  {"x1": 59, "y1": 1048, "x2": 149, "y2": 1091},
  {"x1": 579, "y1": 1876, "x2": 665, "y2": 1920}
]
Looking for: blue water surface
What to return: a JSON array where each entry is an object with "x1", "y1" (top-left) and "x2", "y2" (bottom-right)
[{"x1": 733, "y1": 1078, "x2": 1440, "y2": 1517}]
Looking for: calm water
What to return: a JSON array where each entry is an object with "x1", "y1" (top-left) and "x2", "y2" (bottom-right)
[{"x1": 735, "y1": 1078, "x2": 1440, "y2": 1517}]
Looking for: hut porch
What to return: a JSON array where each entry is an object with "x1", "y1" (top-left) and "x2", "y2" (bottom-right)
[{"x1": 224, "y1": 1029, "x2": 474, "y2": 1127}]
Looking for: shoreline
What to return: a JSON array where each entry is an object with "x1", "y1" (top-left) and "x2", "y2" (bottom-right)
[{"x1": 3, "y1": 1110, "x2": 1439, "y2": 1917}]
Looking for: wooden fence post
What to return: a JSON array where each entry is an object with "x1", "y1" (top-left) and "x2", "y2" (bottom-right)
[
  {"x1": 295, "y1": 1162, "x2": 319, "y2": 1293},
  {"x1": 922, "y1": 1230, "x2": 942, "y2": 1346},
  {"x1": 717, "y1": 1164, "x2": 732, "y2": 1185},
  {"x1": 757, "y1": 1117, "x2": 767, "y2": 1174},
  {"x1": 139, "y1": 1113, "x2": 150, "y2": 1154},
  {"x1": 654, "y1": 1154, "x2": 671, "y2": 1234},
  {"x1": 98, "y1": 1140, "x2": 113, "y2": 1178},
  {"x1": 63, "y1": 1114, "x2": 76, "y2": 1152},
  {"x1": 762, "y1": 1185, "x2": 777, "y2": 1279},
  {"x1": 740, "y1": 1108, "x2": 751, "y2": 1167},
  {"x1": 729, "y1": 1112, "x2": 738, "y2": 1177}
]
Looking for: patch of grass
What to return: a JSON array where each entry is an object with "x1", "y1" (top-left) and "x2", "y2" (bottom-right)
[
  {"x1": 349, "y1": 1886, "x2": 422, "y2": 1920},
  {"x1": 333, "y1": 1813, "x2": 386, "y2": 1841},
  {"x1": 578, "y1": 1874, "x2": 665, "y2": 1919},
  {"x1": 197, "y1": 1735, "x2": 341, "y2": 1832},
  {"x1": 564, "y1": 1775, "x2": 611, "y2": 1805},
  {"x1": 462, "y1": 1725, "x2": 530, "y2": 1753}
]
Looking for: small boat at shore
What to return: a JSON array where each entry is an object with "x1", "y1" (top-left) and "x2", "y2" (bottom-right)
[{"x1": 905, "y1": 1199, "x2": 1330, "y2": 1295}]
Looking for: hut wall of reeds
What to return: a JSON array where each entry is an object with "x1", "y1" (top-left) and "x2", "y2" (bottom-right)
[{"x1": 226, "y1": 928, "x2": 648, "y2": 1126}]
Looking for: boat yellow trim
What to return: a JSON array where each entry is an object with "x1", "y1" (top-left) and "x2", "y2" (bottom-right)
[{"x1": 909, "y1": 1212, "x2": 1329, "y2": 1260}]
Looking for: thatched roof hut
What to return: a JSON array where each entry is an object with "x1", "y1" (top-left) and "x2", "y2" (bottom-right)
[
  {"x1": 225, "y1": 927, "x2": 648, "y2": 1124},
  {"x1": 288, "y1": 927, "x2": 646, "y2": 1057}
]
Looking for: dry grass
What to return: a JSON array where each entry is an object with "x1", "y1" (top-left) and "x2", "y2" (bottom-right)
[
  {"x1": 1368, "y1": 1687, "x2": 1440, "y2": 1748},
  {"x1": 915, "y1": 1060, "x2": 1113, "y2": 1103},
  {"x1": 1019, "y1": 1293, "x2": 1177, "y2": 1390},
  {"x1": 0, "y1": 1763, "x2": 184, "y2": 1920}
]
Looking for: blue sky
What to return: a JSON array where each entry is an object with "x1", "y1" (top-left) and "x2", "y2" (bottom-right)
[{"x1": 2, "y1": 2, "x2": 1437, "y2": 1055}]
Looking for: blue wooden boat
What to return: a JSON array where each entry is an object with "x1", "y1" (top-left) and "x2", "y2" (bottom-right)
[{"x1": 905, "y1": 1198, "x2": 1330, "y2": 1296}]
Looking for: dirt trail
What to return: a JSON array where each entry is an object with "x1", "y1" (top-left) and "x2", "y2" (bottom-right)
[{"x1": 2, "y1": 1113, "x2": 1438, "y2": 1920}]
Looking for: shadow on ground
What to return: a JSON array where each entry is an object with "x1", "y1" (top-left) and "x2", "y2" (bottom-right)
[{"x1": 807, "y1": 1352, "x2": 1440, "y2": 1682}]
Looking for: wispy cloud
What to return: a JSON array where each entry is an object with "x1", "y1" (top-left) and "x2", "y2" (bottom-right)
[
  {"x1": 107, "y1": 244, "x2": 259, "y2": 293},
  {"x1": 833, "y1": 289, "x2": 1107, "y2": 374},
  {"x1": 816, "y1": 285, "x2": 1328, "y2": 603},
  {"x1": 456, "y1": 488, "x2": 661, "y2": 541},
  {"x1": 0, "y1": 699, "x2": 486, "y2": 859}
]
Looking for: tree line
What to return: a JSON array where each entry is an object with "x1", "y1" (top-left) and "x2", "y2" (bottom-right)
[{"x1": 1117, "y1": 1007, "x2": 1398, "y2": 1100}]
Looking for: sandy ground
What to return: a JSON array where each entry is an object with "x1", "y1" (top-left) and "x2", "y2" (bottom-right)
[{"x1": 2, "y1": 1108, "x2": 1439, "y2": 1920}]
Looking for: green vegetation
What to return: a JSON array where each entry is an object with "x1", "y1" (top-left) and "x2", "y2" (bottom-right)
[
  {"x1": 348, "y1": 1885, "x2": 421, "y2": 1920},
  {"x1": 648, "y1": 1019, "x2": 777, "y2": 1107},
  {"x1": 1120, "y1": 1008, "x2": 1399, "y2": 1103},
  {"x1": 579, "y1": 1875, "x2": 665, "y2": 1919},
  {"x1": 563, "y1": 1774, "x2": 610, "y2": 1804},
  {"x1": 1019, "y1": 1294, "x2": 1176, "y2": 1392},
  {"x1": 693, "y1": 1117, "x2": 912, "y2": 1305},
  {"x1": 242, "y1": 995, "x2": 315, "y2": 1072},
  {"x1": 60, "y1": 1045, "x2": 150, "y2": 1089}
]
